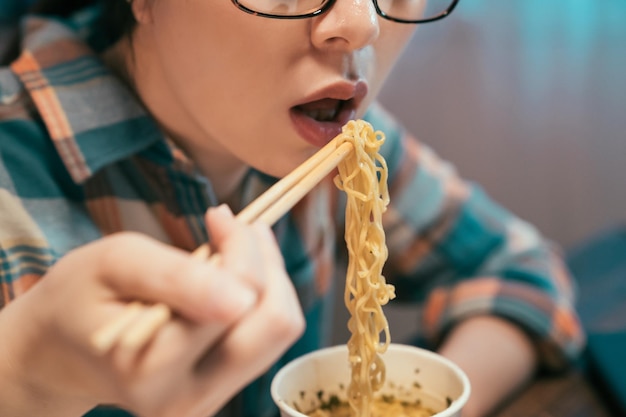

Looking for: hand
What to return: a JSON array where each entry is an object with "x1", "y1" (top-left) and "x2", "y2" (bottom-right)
[{"x1": 0, "y1": 205, "x2": 305, "y2": 417}]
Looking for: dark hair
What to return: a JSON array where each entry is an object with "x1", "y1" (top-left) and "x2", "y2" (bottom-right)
[
  {"x1": 31, "y1": 0, "x2": 137, "y2": 44},
  {"x1": 1, "y1": 0, "x2": 136, "y2": 64}
]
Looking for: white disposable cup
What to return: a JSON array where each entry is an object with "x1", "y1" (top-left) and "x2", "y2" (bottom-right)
[{"x1": 271, "y1": 343, "x2": 470, "y2": 417}]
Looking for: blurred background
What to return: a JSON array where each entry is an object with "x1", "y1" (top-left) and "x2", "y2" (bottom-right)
[
  {"x1": 341, "y1": 0, "x2": 626, "y2": 344},
  {"x1": 379, "y1": 0, "x2": 625, "y2": 250}
]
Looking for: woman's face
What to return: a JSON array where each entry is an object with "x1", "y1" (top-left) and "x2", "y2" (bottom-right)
[{"x1": 130, "y1": 0, "x2": 416, "y2": 179}]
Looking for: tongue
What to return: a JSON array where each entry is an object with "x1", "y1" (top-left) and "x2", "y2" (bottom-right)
[{"x1": 296, "y1": 98, "x2": 341, "y2": 111}]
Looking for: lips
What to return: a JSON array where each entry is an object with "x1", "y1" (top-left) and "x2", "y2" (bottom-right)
[{"x1": 290, "y1": 81, "x2": 368, "y2": 147}]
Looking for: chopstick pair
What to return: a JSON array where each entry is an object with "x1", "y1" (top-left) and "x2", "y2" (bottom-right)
[{"x1": 90, "y1": 137, "x2": 353, "y2": 354}]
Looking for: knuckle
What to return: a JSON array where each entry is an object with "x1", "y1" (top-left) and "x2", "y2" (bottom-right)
[
  {"x1": 97, "y1": 231, "x2": 149, "y2": 265},
  {"x1": 265, "y1": 303, "x2": 305, "y2": 341},
  {"x1": 292, "y1": 310, "x2": 306, "y2": 339}
]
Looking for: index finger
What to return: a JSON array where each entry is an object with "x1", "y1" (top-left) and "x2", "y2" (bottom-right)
[{"x1": 90, "y1": 232, "x2": 258, "y2": 324}]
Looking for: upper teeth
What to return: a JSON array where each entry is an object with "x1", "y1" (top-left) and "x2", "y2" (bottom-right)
[{"x1": 303, "y1": 108, "x2": 338, "y2": 122}]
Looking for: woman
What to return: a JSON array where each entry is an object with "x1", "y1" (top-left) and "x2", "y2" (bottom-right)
[{"x1": 0, "y1": 1, "x2": 584, "y2": 416}]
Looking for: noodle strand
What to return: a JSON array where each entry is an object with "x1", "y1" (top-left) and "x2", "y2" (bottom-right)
[{"x1": 333, "y1": 120, "x2": 396, "y2": 417}]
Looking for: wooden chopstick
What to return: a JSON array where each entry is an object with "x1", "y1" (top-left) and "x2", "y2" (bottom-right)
[
  {"x1": 91, "y1": 137, "x2": 353, "y2": 354},
  {"x1": 91, "y1": 302, "x2": 145, "y2": 353},
  {"x1": 190, "y1": 139, "x2": 353, "y2": 258},
  {"x1": 238, "y1": 140, "x2": 352, "y2": 223}
]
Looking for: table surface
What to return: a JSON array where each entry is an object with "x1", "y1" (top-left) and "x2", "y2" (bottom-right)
[
  {"x1": 492, "y1": 370, "x2": 616, "y2": 417},
  {"x1": 492, "y1": 228, "x2": 626, "y2": 417}
]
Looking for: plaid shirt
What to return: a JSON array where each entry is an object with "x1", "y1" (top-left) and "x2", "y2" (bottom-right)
[{"x1": 0, "y1": 11, "x2": 584, "y2": 417}]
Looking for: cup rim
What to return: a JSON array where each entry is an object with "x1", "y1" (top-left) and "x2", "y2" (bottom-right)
[{"x1": 271, "y1": 343, "x2": 471, "y2": 417}]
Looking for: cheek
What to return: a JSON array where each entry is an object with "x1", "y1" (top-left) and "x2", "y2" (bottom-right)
[
  {"x1": 149, "y1": 4, "x2": 273, "y2": 109},
  {"x1": 367, "y1": 25, "x2": 416, "y2": 96},
  {"x1": 378, "y1": 23, "x2": 417, "y2": 69}
]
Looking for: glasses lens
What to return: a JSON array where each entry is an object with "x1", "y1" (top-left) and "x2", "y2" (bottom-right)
[
  {"x1": 237, "y1": 0, "x2": 330, "y2": 17},
  {"x1": 376, "y1": 0, "x2": 454, "y2": 22}
]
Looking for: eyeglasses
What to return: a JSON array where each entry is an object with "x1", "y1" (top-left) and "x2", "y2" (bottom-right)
[{"x1": 231, "y1": 0, "x2": 460, "y2": 24}]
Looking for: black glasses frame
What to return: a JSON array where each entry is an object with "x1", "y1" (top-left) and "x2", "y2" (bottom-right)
[{"x1": 231, "y1": 0, "x2": 460, "y2": 24}]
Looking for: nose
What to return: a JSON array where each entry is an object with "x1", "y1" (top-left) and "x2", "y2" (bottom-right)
[{"x1": 310, "y1": 0, "x2": 380, "y2": 52}]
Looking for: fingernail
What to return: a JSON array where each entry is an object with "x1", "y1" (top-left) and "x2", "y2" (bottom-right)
[{"x1": 212, "y1": 204, "x2": 233, "y2": 217}]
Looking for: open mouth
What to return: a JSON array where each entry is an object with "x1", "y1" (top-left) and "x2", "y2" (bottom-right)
[
  {"x1": 290, "y1": 98, "x2": 356, "y2": 147},
  {"x1": 292, "y1": 98, "x2": 350, "y2": 123},
  {"x1": 290, "y1": 81, "x2": 368, "y2": 147}
]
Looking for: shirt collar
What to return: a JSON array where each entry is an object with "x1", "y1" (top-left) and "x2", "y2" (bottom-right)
[{"x1": 10, "y1": 13, "x2": 168, "y2": 184}]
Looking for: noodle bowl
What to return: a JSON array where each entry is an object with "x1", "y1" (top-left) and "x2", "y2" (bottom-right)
[{"x1": 270, "y1": 344, "x2": 470, "y2": 417}]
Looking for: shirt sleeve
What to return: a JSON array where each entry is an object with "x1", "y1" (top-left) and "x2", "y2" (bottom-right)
[
  {"x1": 364, "y1": 102, "x2": 585, "y2": 371},
  {"x1": 0, "y1": 120, "x2": 57, "y2": 309}
]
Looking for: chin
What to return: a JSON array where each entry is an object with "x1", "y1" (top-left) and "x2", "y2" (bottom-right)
[
  {"x1": 258, "y1": 164, "x2": 294, "y2": 180},
  {"x1": 256, "y1": 150, "x2": 311, "y2": 179}
]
